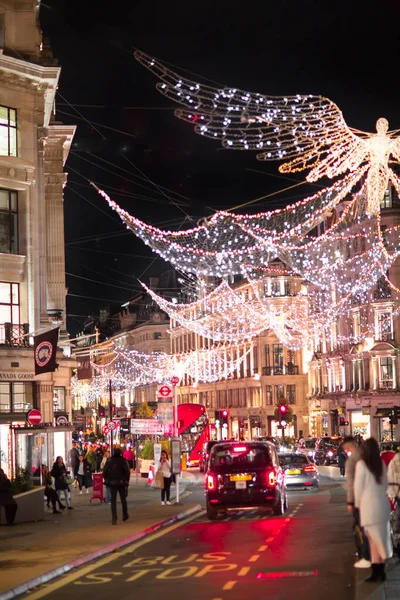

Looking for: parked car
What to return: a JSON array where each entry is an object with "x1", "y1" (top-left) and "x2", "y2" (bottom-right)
[
  {"x1": 199, "y1": 441, "x2": 220, "y2": 472},
  {"x1": 313, "y1": 436, "x2": 343, "y2": 465},
  {"x1": 205, "y1": 441, "x2": 287, "y2": 520},
  {"x1": 279, "y1": 453, "x2": 319, "y2": 489},
  {"x1": 297, "y1": 438, "x2": 317, "y2": 461}
]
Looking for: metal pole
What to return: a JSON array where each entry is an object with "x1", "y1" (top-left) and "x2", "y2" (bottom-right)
[
  {"x1": 135, "y1": 434, "x2": 139, "y2": 485},
  {"x1": 174, "y1": 383, "x2": 180, "y2": 504},
  {"x1": 109, "y1": 379, "x2": 114, "y2": 456}
]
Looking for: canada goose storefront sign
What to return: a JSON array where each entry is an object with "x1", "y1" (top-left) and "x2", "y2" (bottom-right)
[{"x1": 33, "y1": 327, "x2": 60, "y2": 375}]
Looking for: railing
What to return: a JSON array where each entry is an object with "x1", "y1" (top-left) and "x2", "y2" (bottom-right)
[
  {"x1": 0, "y1": 323, "x2": 30, "y2": 347},
  {"x1": 262, "y1": 364, "x2": 300, "y2": 376}
]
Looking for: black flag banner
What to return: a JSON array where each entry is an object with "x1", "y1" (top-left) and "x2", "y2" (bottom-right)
[
  {"x1": 34, "y1": 328, "x2": 59, "y2": 375},
  {"x1": 77, "y1": 358, "x2": 92, "y2": 381}
]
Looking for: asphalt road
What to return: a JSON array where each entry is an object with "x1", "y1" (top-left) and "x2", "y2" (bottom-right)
[{"x1": 23, "y1": 475, "x2": 356, "y2": 600}]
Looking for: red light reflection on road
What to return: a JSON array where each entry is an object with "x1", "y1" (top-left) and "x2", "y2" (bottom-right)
[{"x1": 257, "y1": 569, "x2": 318, "y2": 579}]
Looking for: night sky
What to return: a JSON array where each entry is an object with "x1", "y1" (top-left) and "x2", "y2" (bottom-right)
[{"x1": 40, "y1": 0, "x2": 400, "y2": 335}]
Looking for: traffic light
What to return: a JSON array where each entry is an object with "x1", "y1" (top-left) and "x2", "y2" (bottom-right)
[
  {"x1": 215, "y1": 410, "x2": 221, "y2": 422},
  {"x1": 222, "y1": 409, "x2": 229, "y2": 424},
  {"x1": 339, "y1": 416, "x2": 345, "y2": 427},
  {"x1": 98, "y1": 406, "x2": 105, "y2": 418},
  {"x1": 278, "y1": 404, "x2": 287, "y2": 428}
]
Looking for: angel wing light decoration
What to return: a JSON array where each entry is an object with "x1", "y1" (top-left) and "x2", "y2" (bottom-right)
[{"x1": 134, "y1": 51, "x2": 400, "y2": 217}]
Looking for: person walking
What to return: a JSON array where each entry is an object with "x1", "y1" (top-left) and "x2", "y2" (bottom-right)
[
  {"x1": 102, "y1": 448, "x2": 130, "y2": 525},
  {"x1": 51, "y1": 457, "x2": 73, "y2": 510},
  {"x1": 95, "y1": 444, "x2": 104, "y2": 472},
  {"x1": 74, "y1": 454, "x2": 93, "y2": 494},
  {"x1": 123, "y1": 445, "x2": 135, "y2": 471},
  {"x1": 101, "y1": 450, "x2": 111, "y2": 504},
  {"x1": 158, "y1": 450, "x2": 172, "y2": 506},
  {"x1": 343, "y1": 436, "x2": 371, "y2": 568},
  {"x1": 42, "y1": 465, "x2": 65, "y2": 513},
  {"x1": 70, "y1": 442, "x2": 80, "y2": 472},
  {"x1": 354, "y1": 437, "x2": 392, "y2": 582},
  {"x1": 388, "y1": 450, "x2": 400, "y2": 519},
  {"x1": 85, "y1": 446, "x2": 97, "y2": 473},
  {"x1": 0, "y1": 468, "x2": 18, "y2": 525},
  {"x1": 337, "y1": 443, "x2": 347, "y2": 477}
]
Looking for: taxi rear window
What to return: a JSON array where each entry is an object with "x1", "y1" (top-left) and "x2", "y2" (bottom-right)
[{"x1": 210, "y1": 445, "x2": 271, "y2": 468}]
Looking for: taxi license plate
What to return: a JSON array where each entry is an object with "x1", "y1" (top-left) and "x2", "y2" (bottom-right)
[
  {"x1": 230, "y1": 474, "x2": 252, "y2": 481},
  {"x1": 287, "y1": 469, "x2": 301, "y2": 475},
  {"x1": 235, "y1": 481, "x2": 247, "y2": 489}
]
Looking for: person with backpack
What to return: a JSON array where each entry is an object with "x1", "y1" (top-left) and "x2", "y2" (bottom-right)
[{"x1": 102, "y1": 447, "x2": 130, "y2": 525}]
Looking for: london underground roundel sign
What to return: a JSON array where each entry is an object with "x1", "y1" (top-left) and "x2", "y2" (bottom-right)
[
  {"x1": 159, "y1": 385, "x2": 172, "y2": 397},
  {"x1": 27, "y1": 409, "x2": 42, "y2": 425}
]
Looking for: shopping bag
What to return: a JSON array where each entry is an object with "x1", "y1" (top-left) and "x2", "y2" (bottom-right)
[{"x1": 152, "y1": 471, "x2": 164, "y2": 489}]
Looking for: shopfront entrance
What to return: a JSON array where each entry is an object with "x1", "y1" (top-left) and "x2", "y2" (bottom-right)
[{"x1": 350, "y1": 410, "x2": 371, "y2": 439}]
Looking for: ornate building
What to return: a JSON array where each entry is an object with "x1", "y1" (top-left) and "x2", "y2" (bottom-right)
[{"x1": 0, "y1": 1, "x2": 76, "y2": 477}]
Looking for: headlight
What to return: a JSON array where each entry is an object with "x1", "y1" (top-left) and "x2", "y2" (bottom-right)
[{"x1": 327, "y1": 451, "x2": 333, "y2": 457}]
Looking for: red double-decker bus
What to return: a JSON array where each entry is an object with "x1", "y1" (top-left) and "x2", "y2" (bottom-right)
[{"x1": 177, "y1": 403, "x2": 210, "y2": 467}]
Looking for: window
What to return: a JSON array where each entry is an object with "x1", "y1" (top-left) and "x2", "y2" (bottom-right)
[
  {"x1": 0, "y1": 382, "x2": 33, "y2": 412},
  {"x1": 275, "y1": 384, "x2": 284, "y2": 402},
  {"x1": 0, "y1": 190, "x2": 18, "y2": 254},
  {"x1": 273, "y1": 344, "x2": 283, "y2": 370},
  {"x1": 377, "y1": 310, "x2": 393, "y2": 341},
  {"x1": 153, "y1": 332, "x2": 162, "y2": 340},
  {"x1": 53, "y1": 387, "x2": 66, "y2": 412},
  {"x1": 265, "y1": 344, "x2": 270, "y2": 367},
  {"x1": 381, "y1": 188, "x2": 392, "y2": 209},
  {"x1": 0, "y1": 282, "x2": 19, "y2": 330},
  {"x1": 0, "y1": 106, "x2": 17, "y2": 156},
  {"x1": 265, "y1": 385, "x2": 273, "y2": 405},
  {"x1": 379, "y1": 357, "x2": 393, "y2": 389},
  {"x1": 287, "y1": 384, "x2": 296, "y2": 405}
]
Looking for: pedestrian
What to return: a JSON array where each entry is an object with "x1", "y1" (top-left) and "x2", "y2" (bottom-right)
[
  {"x1": 51, "y1": 457, "x2": 73, "y2": 509},
  {"x1": 85, "y1": 445, "x2": 97, "y2": 473},
  {"x1": 74, "y1": 454, "x2": 93, "y2": 494},
  {"x1": 123, "y1": 445, "x2": 135, "y2": 471},
  {"x1": 343, "y1": 436, "x2": 371, "y2": 568},
  {"x1": 70, "y1": 442, "x2": 80, "y2": 472},
  {"x1": 102, "y1": 447, "x2": 130, "y2": 525},
  {"x1": 158, "y1": 450, "x2": 172, "y2": 506},
  {"x1": 42, "y1": 465, "x2": 65, "y2": 513},
  {"x1": 0, "y1": 468, "x2": 18, "y2": 525},
  {"x1": 337, "y1": 444, "x2": 348, "y2": 477},
  {"x1": 95, "y1": 444, "x2": 104, "y2": 472},
  {"x1": 101, "y1": 450, "x2": 111, "y2": 504},
  {"x1": 387, "y1": 450, "x2": 400, "y2": 520},
  {"x1": 354, "y1": 437, "x2": 392, "y2": 582}
]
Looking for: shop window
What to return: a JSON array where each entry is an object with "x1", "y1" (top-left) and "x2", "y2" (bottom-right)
[
  {"x1": 287, "y1": 385, "x2": 296, "y2": 405},
  {"x1": 0, "y1": 382, "x2": 33, "y2": 412},
  {"x1": 0, "y1": 106, "x2": 17, "y2": 157},
  {"x1": 53, "y1": 387, "x2": 66, "y2": 412},
  {"x1": 0, "y1": 189, "x2": 18, "y2": 254},
  {"x1": 379, "y1": 357, "x2": 393, "y2": 389}
]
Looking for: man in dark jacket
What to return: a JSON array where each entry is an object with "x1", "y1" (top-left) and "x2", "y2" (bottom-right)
[
  {"x1": 0, "y1": 468, "x2": 18, "y2": 525},
  {"x1": 102, "y1": 448, "x2": 130, "y2": 525}
]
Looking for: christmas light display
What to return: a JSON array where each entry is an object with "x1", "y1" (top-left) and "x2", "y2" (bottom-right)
[{"x1": 134, "y1": 51, "x2": 400, "y2": 217}]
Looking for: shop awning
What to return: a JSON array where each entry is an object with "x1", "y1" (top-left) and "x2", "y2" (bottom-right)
[{"x1": 373, "y1": 408, "x2": 392, "y2": 418}]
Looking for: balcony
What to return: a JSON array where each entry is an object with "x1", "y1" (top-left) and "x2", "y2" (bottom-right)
[
  {"x1": 0, "y1": 323, "x2": 30, "y2": 347},
  {"x1": 262, "y1": 364, "x2": 299, "y2": 376}
]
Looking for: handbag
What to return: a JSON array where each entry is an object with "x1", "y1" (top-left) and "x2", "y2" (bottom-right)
[
  {"x1": 64, "y1": 475, "x2": 74, "y2": 486},
  {"x1": 152, "y1": 471, "x2": 164, "y2": 489}
]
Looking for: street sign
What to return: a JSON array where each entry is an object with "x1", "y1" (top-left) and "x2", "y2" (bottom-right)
[
  {"x1": 157, "y1": 398, "x2": 174, "y2": 425},
  {"x1": 27, "y1": 409, "x2": 42, "y2": 425},
  {"x1": 157, "y1": 384, "x2": 172, "y2": 398},
  {"x1": 130, "y1": 419, "x2": 164, "y2": 435},
  {"x1": 170, "y1": 376, "x2": 180, "y2": 386},
  {"x1": 107, "y1": 420, "x2": 117, "y2": 431},
  {"x1": 171, "y1": 438, "x2": 181, "y2": 474},
  {"x1": 102, "y1": 425, "x2": 110, "y2": 435},
  {"x1": 56, "y1": 415, "x2": 68, "y2": 426}
]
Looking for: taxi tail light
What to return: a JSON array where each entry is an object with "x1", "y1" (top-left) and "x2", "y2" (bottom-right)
[
  {"x1": 207, "y1": 473, "x2": 217, "y2": 491},
  {"x1": 233, "y1": 446, "x2": 247, "y2": 452},
  {"x1": 303, "y1": 465, "x2": 317, "y2": 473},
  {"x1": 267, "y1": 469, "x2": 276, "y2": 486}
]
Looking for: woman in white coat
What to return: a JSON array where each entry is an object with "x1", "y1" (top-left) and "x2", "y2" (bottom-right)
[{"x1": 354, "y1": 437, "x2": 392, "y2": 582}]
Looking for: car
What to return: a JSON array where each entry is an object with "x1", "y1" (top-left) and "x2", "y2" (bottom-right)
[
  {"x1": 296, "y1": 437, "x2": 317, "y2": 461},
  {"x1": 205, "y1": 441, "x2": 288, "y2": 520},
  {"x1": 279, "y1": 453, "x2": 319, "y2": 489},
  {"x1": 199, "y1": 441, "x2": 220, "y2": 472},
  {"x1": 379, "y1": 441, "x2": 400, "y2": 453},
  {"x1": 313, "y1": 436, "x2": 343, "y2": 465}
]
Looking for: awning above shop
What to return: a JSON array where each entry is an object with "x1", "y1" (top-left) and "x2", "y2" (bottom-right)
[{"x1": 373, "y1": 408, "x2": 392, "y2": 418}]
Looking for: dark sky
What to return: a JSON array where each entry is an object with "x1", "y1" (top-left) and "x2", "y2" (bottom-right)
[{"x1": 40, "y1": 0, "x2": 400, "y2": 335}]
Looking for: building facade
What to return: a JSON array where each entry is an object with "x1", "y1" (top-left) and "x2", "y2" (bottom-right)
[{"x1": 0, "y1": 1, "x2": 76, "y2": 477}]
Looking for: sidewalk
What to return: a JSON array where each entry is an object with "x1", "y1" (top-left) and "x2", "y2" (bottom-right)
[
  {"x1": 355, "y1": 557, "x2": 400, "y2": 600},
  {"x1": 0, "y1": 474, "x2": 202, "y2": 597}
]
